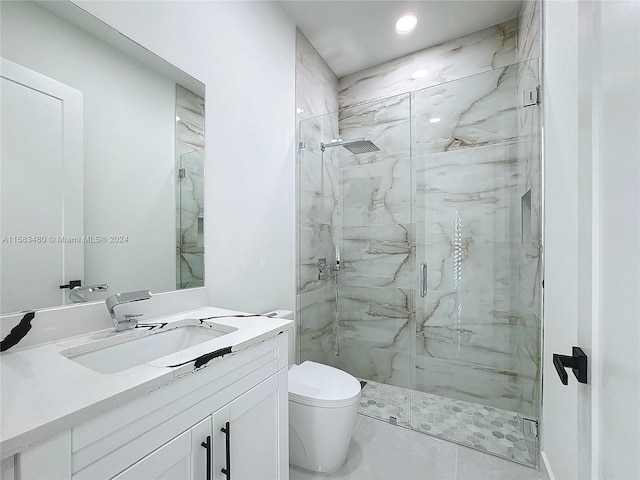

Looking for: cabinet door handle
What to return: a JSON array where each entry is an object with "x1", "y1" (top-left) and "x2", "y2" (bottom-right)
[
  {"x1": 200, "y1": 435, "x2": 211, "y2": 480},
  {"x1": 221, "y1": 421, "x2": 231, "y2": 479}
]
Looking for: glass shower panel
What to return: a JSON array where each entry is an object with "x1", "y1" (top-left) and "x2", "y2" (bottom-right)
[
  {"x1": 334, "y1": 93, "x2": 413, "y2": 425},
  {"x1": 411, "y1": 61, "x2": 541, "y2": 465},
  {"x1": 177, "y1": 149, "x2": 204, "y2": 289},
  {"x1": 297, "y1": 112, "x2": 340, "y2": 368}
]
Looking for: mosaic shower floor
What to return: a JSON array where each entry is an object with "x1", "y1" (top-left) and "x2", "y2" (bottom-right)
[{"x1": 358, "y1": 380, "x2": 536, "y2": 466}]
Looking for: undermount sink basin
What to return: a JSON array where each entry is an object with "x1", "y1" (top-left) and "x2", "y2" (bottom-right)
[{"x1": 62, "y1": 320, "x2": 235, "y2": 374}]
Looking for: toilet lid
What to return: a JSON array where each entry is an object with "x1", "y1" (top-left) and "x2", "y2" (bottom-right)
[{"x1": 288, "y1": 361, "x2": 361, "y2": 408}]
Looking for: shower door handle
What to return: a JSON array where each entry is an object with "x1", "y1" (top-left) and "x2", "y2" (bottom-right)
[{"x1": 420, "y1": 263, "x2": 428, "y2": 298}]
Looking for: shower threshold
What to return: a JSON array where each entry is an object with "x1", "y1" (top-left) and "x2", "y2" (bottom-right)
[{"x1": 358, "y1": 380, "x2": 537, "y2": 467}]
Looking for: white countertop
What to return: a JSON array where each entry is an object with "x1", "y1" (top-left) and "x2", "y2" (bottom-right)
[{"x1": 0, "y1": 306, "x2": 292, "y2": 458}]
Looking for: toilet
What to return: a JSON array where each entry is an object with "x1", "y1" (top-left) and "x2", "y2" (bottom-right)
[{"x1": 288, "y1": 361, "x2": 361, "y2": 473}]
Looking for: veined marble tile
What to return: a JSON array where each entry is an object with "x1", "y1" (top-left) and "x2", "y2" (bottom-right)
[
  {"x1": 298, "y1": 112, "x2": 339, "y2": 157},
  {"x1": 412, "y1": 65, "x2": 519, "y2": 154},
  {"x1": 298, "y1": 162, "x2": 338, "y2": 226},
  {"x1": 338, "y1": 93, "x2": 411, "y2": 166},
  {"x1": 178, "y1": 149, "x2": 204, "y2": 244},
  {"x1": 340, "y1": 224, "x2": 414, "y2": 289},
  {"x1": 517, "y1": 1, "x2": 541, "y2": 64},
  {"x1": 176, "y1": 85, "x2": 205, "y2": 155},
  {"x1": 341, "y1": 157, "x2": 411, "y2": 227},
  {"x1": 298, "y1": 222, "x2": 336, "y2": 294},
  {"x1": 517, "y1": 241, "x2": 542, "y2": 312},
  {"x1": 417, "y1": 291, "x2": 539, "y2": 329},
  {"x1": 416, "y1": 321, "x2": 539, "y2": 376},
  {"x1": 337, "y1": 285, "x2": 413, "y2": 368},
  {"x1": 414, "y1": 354, "x2": 537, "y2": 416},
  {"x1": 338, "y1": 285, "x2": 412, "y2": 322},
  {"x1": 514, "y1": 58, "x2": 542, "y2": 318},
  {"x1": 176, "y1": 86, "x2": 204, "y2": 289},
  {"x1": 295, "y1": 29, "x2": 338, "y2": 122},
  {"x1": 298, "y1": 286, "x2": 339, "y2": 368},
  {"x1": 339, "y1": 19, "x2": 517, "y2": 109},
  {"x1": 179, "y1": 247, "x2": 204, "y2": 289},
  {"x1": 336, "y1": 337, "x2": 412, "y2": 389}
]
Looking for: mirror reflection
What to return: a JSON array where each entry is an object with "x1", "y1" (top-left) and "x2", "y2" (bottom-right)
[{"x1": 0, "y1": 1, "x2": 205, "y2": 314}]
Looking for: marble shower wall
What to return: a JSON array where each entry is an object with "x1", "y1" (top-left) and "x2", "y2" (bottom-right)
[
  {"x1": 295, "y1": 14, "x2": 542, "y2": 417},
  {"x1": 335, "y1": 93, "x2": 413, "y2": 387},
  {"x1": 338, "y1": 19, "x2": 517, "y2": 109},
  {"x1": 176, "y1": 85, "x2": 205, "y2": 289},
  {"x1": 295, "y1": 28, "x2": 340, "y2": 365},
  {"x1": 295, "y1": 29, "x2": 338, "y2": 122},
  {"x1": 333, "y1": 19, "x2": 542, "y2": 416},
  {"x1": 297, "y1": 114, "x2": 341, "y2": 368},
  {"x1": 514, "y1": 0, "x2": 542, "y2": 416}
]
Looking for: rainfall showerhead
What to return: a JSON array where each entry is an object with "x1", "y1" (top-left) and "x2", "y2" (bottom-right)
[{"x1": 320, "y1": 138, "x2": 380, "y2": 154}]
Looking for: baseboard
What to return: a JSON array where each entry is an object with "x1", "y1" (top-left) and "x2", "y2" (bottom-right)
[{"x1": 540, "y1": 451, "x2": 555, "y2": 480}]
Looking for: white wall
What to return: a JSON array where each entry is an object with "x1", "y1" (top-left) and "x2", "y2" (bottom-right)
[
  {"x1": 542, "y1": 3, "x2": 580, "y2": 478},
  {"x1": 1, "y1": 1, "x2": 177, "y2": 296},
  {"x1": 595, "y1": 1, "x2": 640, "y2": 477},
  {"x1": 543, "y1": 1, "x2": 640, "y2": 479},
  {"x1": 73, "y1": 1, "x2": 297, "y2": 314}
]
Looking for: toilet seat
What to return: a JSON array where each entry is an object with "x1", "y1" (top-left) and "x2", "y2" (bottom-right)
[{"x1": 288, "y1": 361, "x2": 361, "y2": 408}]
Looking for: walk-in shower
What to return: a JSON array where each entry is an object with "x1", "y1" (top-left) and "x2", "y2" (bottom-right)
[{"x1": 297, "y1": 58, "x2": 542, "y2": 467}]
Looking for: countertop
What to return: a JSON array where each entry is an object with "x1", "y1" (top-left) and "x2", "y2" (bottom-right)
[{"x1": 0, "y1": 306, "x2": 292, "y2": 458}]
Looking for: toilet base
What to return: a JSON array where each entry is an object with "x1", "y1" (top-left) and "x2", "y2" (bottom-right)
[{"x1": 289, "y1": 400, "x2": 359, "y2": 473}]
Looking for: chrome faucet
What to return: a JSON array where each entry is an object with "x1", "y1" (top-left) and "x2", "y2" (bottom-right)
[
  {"x1": 105, "y1": 290, "x2": 152, "y2": 331},
  {"x1": 70, "y1": 284, "x2": 108, "y2": 303}
]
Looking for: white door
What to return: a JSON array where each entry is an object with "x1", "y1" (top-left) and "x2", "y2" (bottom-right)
[
  {"x1": 543, "y1": 1, "x2": 640, "y2": 479},
  {"x1": 0, "y1": 58, "x2": 83, "y2": 313},
  {"x1": 212, "y1": 372, "x2": 286, "y2": 480}
]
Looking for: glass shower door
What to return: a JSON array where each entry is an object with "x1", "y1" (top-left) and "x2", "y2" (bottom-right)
[
  {"x1": 335, "y1": 93, "x2": 413, "y2": 426},
  {"x1": 411, "y1": 60, "x2": 541, "y2": 465}
]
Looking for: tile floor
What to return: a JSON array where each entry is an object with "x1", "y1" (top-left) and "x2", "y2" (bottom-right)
[
  {"x1": 357, "y1": 381, "x2": 536, "y2": 465},
  {"x1": 289, "y1": 414, "x2": 547, "y2": 480}
]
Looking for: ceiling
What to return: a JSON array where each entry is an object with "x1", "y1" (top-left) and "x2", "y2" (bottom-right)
[{"x1": 279, "y1": 1, "x2": 522, "y2": 78}]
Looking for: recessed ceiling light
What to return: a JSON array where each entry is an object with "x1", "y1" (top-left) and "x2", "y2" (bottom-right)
[
  {"x1": 429, "y1": 117, "x2": 441, "y2": 123},
  {"x1": 296, "y1": 107, "x2": 304, "y2": 114},
  {"x1": 176, "y1": 116, "x2": 181, "y2": 122},
  {"x1": 412, "y1": 69, "x2": 429, "y2": 79},
  {"x1": 395, "y1": 14, "x2": 418, "y2": 34}
]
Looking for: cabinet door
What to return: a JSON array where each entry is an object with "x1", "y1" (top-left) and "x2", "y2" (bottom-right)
[
  {"x1": 212, "y1": 370, "x2": 287, "y2": 480},
  {"x1": 113, "y1": 417, "x2": 210, "y2": 480}
]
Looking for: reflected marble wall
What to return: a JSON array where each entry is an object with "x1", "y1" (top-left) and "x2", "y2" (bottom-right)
[{"x1": 176, "y1": 85, "x2": 204, "y2": 289}]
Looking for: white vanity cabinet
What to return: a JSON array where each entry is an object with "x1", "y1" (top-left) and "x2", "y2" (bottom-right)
[
  {"x1": 113, "y1": 372, "x2": 283, "y2": 480},
  {"x1": 111, "y1": 425, "x2": 198, "y2": 479},
  {"x1": 8, "y1": 331, "x2": 289, "y2": 480}
]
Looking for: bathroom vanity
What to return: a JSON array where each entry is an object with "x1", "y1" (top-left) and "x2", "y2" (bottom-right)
[{"x1": 0, "y1": 307, "x2": 291, "y2": 479}]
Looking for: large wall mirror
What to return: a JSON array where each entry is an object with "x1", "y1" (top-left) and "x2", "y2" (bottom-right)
[{"x1": 0, "y1": 1, "x2": 205, "y2": 315}]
